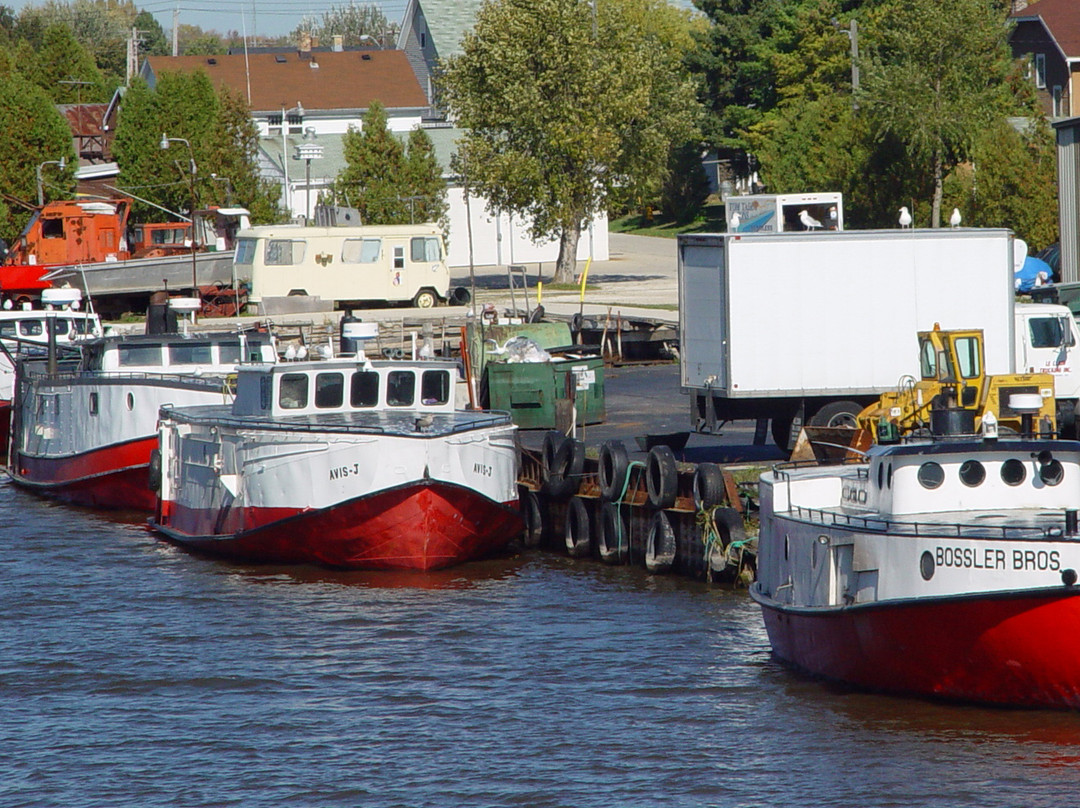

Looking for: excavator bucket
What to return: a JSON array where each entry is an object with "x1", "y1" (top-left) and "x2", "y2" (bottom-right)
[{"x1": 789, "y1": 425, "x2": 874, "y2": 463}]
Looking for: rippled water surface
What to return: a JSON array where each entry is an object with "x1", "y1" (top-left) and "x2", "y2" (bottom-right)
[{"x1": 4, "y1": 480, "x2": 1080, "y2": 807}]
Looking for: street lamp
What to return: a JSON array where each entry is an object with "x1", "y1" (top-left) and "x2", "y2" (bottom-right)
[
  {"x1": 160, "y1": 133, "x2": 199, "y2": 294},
  {"x1": 280, "y1": 102, "x2": 304, "y2": 216},
  {"x1": 36, "y1": 157, "x2": 66, "y2": 207},
  {"x1": 293, "y1": 140, "x2": 323, "y2": 223}
]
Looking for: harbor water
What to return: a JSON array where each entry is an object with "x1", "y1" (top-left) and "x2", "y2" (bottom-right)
[{"x1": 3, "y1": 480, "x2": 1080, "y2": 807}]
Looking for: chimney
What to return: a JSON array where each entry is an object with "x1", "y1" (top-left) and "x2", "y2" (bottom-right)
[{"x1": 298, "y1": 32, "x2": 311, "y2": 58}]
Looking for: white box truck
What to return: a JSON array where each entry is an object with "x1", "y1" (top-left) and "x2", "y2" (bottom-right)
[
  {"x1": 724, "y1": 192, "x2": 843, "y2": 233},
  {"x1": 678, "y1": 229, "x2": 1080, "y2": 447}
]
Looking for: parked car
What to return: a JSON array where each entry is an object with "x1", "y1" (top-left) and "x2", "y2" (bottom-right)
[{"x1": 1036, "y1": 242, "x2": 1061, "y2": 282}]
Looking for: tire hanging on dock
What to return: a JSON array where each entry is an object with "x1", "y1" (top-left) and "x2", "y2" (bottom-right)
[
  {"x1": 646, "y1": 445, "x2": 678, "y2": 509},
  {"x1": 599, "y1": 440, "x2": 630, "y2": 501},
  {"x1": 148, "y1": 448, "x2": 162, "y2": 492},
  {"x1": 645, "y1": 511, "x2": 677, "y2": 573},
  {"x1": 545, "y1": 438, "x2": 585, "y2": 499},
  {"x1": 597, "y1": 501, "x2": 629, "y2": 564},
  {"x1": 693, "y1": 462, "x2": 725, "y2": 510},
  {"x1": 520, "y1": 489, "x2": 544, "y2": 548},
  {"x1": 542, "y1": 430, "x2": 564, "y2": 476},
  {"x1": 565, "y1": 497, "x2": 592, "y2": 558}
]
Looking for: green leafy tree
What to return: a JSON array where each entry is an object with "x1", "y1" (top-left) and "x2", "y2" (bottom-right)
[
  {"x1": 402, "y1": 127, "x2": 448, "y2": 231},
  {"x1": 0, "y1": 72, "x2": 75, "y2": 239},
  {"x1": 439, "y1": 0, "x2": 700, "y2": 282},
  {"x1": 334, "y1": 101, "x2": 408, "y2": 222},
  {"x1": 135, "y1": 10, "x2": 169, "y2": 57},
  {"x1": 860, "y1": 0, "x2": 1014, "y2": 227},
  {"x1": 292, "y1": 1, "x2": 396, "y2": 48},
  {"x1": 20, "y1": 22, "x2": 109, "y2": 102},
  {"x1": 660, "y1": 142, "x2": 711, "y2": 223},
  {"x1": 204, "y1": 87, "x2": 281, "y2": 224},
  {"x1": 16, "y1": 0, "x2": 137, "y2": 82},
  {"x1": 177, "y1": 24, "x2": 225, "y2": 55}
]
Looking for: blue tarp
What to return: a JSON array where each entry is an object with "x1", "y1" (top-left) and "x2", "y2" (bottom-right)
[{"x1": 1015, "y1": 256, "x2": 1053, "y2": 292}]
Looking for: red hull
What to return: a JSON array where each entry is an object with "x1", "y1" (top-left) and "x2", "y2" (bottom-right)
[
  {"x1": 154, "y1": 481, "x2": 524, "y2": 571},
  {"x1": 755, "y1": 586, "x2": 1080, "y2": 709},
  {"x1": 10, "y1": 437, "x2": 158, "y2": 510}
]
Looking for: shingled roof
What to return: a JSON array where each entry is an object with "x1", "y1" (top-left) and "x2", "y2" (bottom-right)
[
  {"x1": 1013, "y1": 0, "x2": 1080, "y2": 61},
  {"x1": 142, "y1": 50, "x2": 429, "y2": 114}
]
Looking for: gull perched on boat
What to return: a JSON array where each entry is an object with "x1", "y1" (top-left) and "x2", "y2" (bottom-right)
[
  {"x1": 799, "y1": 210, "x2": 823, "y2": 230},
  {"x1": 284, "y1": 344, "x2": 297, "y2": 361},
  {"x1": 950, "y1": 207, "x2": 962, "y2": 228},
  {"x1": 899, "y1": 206, "x2": 913, "y2": 229},
  {"x1": 730, "y1": 212, "x2": 741, "y2": 231}
]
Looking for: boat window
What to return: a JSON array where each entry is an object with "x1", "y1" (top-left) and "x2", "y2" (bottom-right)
[
  {"x1": 279, "y1": 373, "x2": 308, "y2": 409},
  {"x1": 387, "y1": 370, "x2": 415, "y2": 406},
  {"x1": 887, "y1": 463, "x2": 893, "y2": 488},
  {"x1": 952, "y1": 336, "x2": 981, "y2": 379},
  {"x1": 260, "y1": 376, "x2": 272, "y2": 410},
  {"x1": 235, "y1": 238, "x2": 257, "y2": 265},
  {"x1": 126, "y1": 392, "x2": 134, "y2": 411},
  {"x1": 393, "y1": 245, "x2": 405, "y2": 270},
  {"x1": 959, "y1": 460, "x2": 985, "y2": 487},
  {"x1": 919, "y1": 338, "x2": 936, "y2": 378},
  {"x1": 1001, "y1": 459, "x2": 1026, "y2": 486},
  {"x1": 265, "y1": 239, "x2": 306, "y2": 266},
  {"x1": 1040, "y1": 458, "x2": 1064, "y2": 486},
  {"x1": 342, "y1": 238, "x2": 381, "y2": 263},
  {"x1": 917, "y1": 462, "x2": 945, "y2": 489},
  {"x1": 411, "y1": 236, "x2": 441, "y2": 263},
  {"x1": 877, "y1": 463, "x2": 884, "y2": 489},
  {"x1": 0, "y1": 322, "x2": 16, "y2": 338},
  {"x1": 315, "y1": 372, "x2": 344, "y2": 408},
  {"x1": 72, "y1": 318, "x2": 96, "y2": 335},
  {"x1": 350, "y1": 371, "x2": 379, "y2": 407},
  {"x1": 118, "y1": 343, "x2": 162, "y2": 367},
  {"x1": 88, "y1": 392, "x2": 98, "y2": 415},
  {"x1": 19, "y1": 320, "x2": 43, "y2": 337},
  {"x1": 48, "y1": 318, "x2": 73, "y2": 338},
  {"x1": 42, "y1": 218, "x2": 64, "y2": 239},
  {"x1": 219, "y1": 342, "x2": 242, "y2": 365},
  {"x1": 421, "y1": 370, "x2": 450, "y2": 405},
  {"x1": 169, "y1": 342, "x2": 213, "y2": 365},
  {"x1": 1029, "y1": 317, "x2": 1075, "y2": 349}
]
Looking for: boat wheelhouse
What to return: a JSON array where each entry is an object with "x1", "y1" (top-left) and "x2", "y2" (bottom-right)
[
  {"x1": 8, "y1": 329, "x2": 276, "y2": 510},
  {"x1": 151, "y1": 357, "x2": 522, "y2": 571},
  {"x1": 752, "y1": 432, "x2": 1080, "y2": 709}
]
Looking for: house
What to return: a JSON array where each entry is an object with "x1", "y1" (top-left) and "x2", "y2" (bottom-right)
[
  {"x1": 1010, "y1": 0, "x2": 1080, "y2": 118},
  {"x1": 397, "y1": 0, "x2": 483, "y2": 105}
]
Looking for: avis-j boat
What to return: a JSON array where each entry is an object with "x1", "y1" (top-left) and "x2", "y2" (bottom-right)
[
  {"x1": 7, "y1": 326, "x2": 276, "y2": 510},
  {"x1": 751, "y1": 411, "x2": 1080, "y2": 709},
  {"x1": 149, "y1": 356, "x2": 523, "y2": 571}
]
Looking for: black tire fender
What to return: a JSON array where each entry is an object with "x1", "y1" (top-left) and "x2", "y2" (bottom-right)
[
  {"x1": 520, "y1": 489, "x2": 544, "y2": 548},
  {"x1": 542, "y1": 431, "x2": 564, "y2": 478},
  {"x1": 597, "y1": 501, "x2": 628, "y2": 564},
  {"x1": 598, "y1": 439, "x2": 630, "y2": 501},
  {"x1": 565, "y1": 497, "x2": 591, "y2": 558},
  {"x1": 646, "y1": 444, "x2": 678, "y2": 509},
  {"x1": 646, "y1": 510, "x2": 677, "y2": 573},
  {"x1": 693, "y1": 462, "x2": 725, "y2": 510},
  {"x1": 148, "y1": 448, "x2": 162, "y2": 492},
  {"x1": 546, "y1": 437, "x2": 585, "y2": 499}
]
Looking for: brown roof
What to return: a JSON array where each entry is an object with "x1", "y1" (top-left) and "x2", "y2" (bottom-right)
[
  {"x1": 1014, "y1": 0, "x2": 1080, "y2": 59},
  {"x1": 59, "y1": 103, "x2": 109, "y2": 136},
  {"x1": 143, "y1": 50, "x2": 428, "y2": 113}
]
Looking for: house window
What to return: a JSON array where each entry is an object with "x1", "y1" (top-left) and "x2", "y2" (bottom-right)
[
  {"x1": 1054, "y1": 85, "x2": 1063, "y2": 117},
  {"x1": 420, "y1": 31, "x2": 426, "y2": 48},
  {"x1": 1035, "y1": 53, "x2": 1046, "y2": 89}
]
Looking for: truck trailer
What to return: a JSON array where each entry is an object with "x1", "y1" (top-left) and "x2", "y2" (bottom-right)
[{"x1": 678, "y1": 229, "x2": 1080, "y2": 447}]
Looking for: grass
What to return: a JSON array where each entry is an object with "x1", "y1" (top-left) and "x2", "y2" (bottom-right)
[{"x1": 610, "y1": 202, "x2": 726, "y2": 238}]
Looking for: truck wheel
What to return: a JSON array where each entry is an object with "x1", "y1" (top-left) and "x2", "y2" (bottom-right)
[
  {"x1": 412, "y1": 288, "x2": 438, "y2": 308},
  {"x1": 809, "y1": 400, "x2": 862, "y2": 428}
]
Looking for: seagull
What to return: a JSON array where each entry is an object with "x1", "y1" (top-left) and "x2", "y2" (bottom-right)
[
  {"x1": 799, "y1": 210, "x2": 823, "y2": 230},
  {"x1": 899, "y1": 207, "x2": 912, "y2": 229},
  {"x1": 950, "y1": 207, "x2": 962, "y2": 228},
  {"x1": 284, "y1": 344, "x2": 297, "y2": 361},
  {"x1": 730, "y1": 212, "x2": 741, "y2": 231},
  {"x1": 414, "y1": 413, "x2": 434, "y2": 433},
  {"x1": 296, "y1": 345, "x2": 309, "y2": 360}
]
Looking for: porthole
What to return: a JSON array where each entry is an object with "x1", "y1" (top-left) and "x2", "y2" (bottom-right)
[
  {"x1": 1040, "y1": 459, "x2": 1064, "y2": 487},
  {"x1": 959, "y1": 460, "x2": 985, "y2": 487},
  {"x1": 917, "y1": 461, "x2": 945, "y2": 489},
  {"x1": 1001, "y1": 458, "x2": 1026, "y2": 486},
  {"x1": 88, "y1": 392, "x2": 98, "y2": 415},
  {"x1": 126, "y1": 392, "x2": 134, "y2": 411},
  {"x1": 877, "y1": 463, "x2": 884, "y2": 489},
  {"x1": 887, "y1": 463, "x2": 893, "y2": 489}
]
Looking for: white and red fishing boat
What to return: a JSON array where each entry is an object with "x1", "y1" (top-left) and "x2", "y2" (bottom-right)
[
  {"x1": 752, "y1": 420, "x2": 1080, "y2": 709},
  {"x1": 7, "y1": 327, "x2": 276, "y2": 510},
  {"x1": 150, "y1": 357, "x2": 522, "y2": 571}
]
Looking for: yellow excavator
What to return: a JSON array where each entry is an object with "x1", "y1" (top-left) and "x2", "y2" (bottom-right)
[{"x1": 791, "y1": 325, "x2": 1057, "y2": 462}]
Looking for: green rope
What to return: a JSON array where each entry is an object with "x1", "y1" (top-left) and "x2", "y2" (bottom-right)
[{"x1": 610, "y1": 460, "x2": 646, "y2": 554}]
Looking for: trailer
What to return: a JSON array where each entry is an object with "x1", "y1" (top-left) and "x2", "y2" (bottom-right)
[{"x1": 678, "y1": 229, "x2": 1080, "y2": 448}]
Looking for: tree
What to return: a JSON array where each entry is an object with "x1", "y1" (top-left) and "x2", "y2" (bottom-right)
[
  {"x1": 660, "y1": 143, "x2": 711, "y2": 223},
  {"x1": 0, "y1": 72, "x2": 75, "y2": 239},
  {"x1": 860, "y1": 0, "x2": 1014, "y2": 227},
  {"x1": 15, "y1": 0, "x2": 137, "y2": 82},
  {"x1": 403, "y1": 127, "x2": 448, "y2": 231},
  {"x1": 135, "y1": 10, "x2": 169, "y2": 57},
  {"x1": 20, "y1": 22, "x2": 109, "y2": 103},
  {"x1": 292, "y1": 2, "x2": 396, "y2": 48},
  {"x1": 439, "y1": 0, "x2": 700, "y2": 282},
  {"x1": 176, "y1": 24, "x2": 225, "y2": 56},
  {"x1": 334, "y1": 101, "x2": 406, "y2": 221},
  {"x1": 204, "y1": 87, "x2": 281, "y2": 224}
]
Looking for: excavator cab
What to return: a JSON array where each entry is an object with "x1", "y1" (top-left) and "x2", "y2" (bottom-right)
[{"x1": 792, "y1": 325, "x2": 1057, "y2": 462}]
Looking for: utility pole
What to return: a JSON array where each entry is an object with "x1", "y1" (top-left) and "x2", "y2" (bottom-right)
[{"x1": 172, "y1": 5, "x2": 179, "y2": 56}]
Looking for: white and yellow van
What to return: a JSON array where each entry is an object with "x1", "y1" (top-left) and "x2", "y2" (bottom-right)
[{"x1": 234, "y1": 223, "x2": 451, "y2": 309}]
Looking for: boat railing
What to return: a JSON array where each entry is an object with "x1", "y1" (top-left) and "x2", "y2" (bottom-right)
[
  {"x1": 786, "y1": 503, "x2": 1073, "y2": 542},
  {"x1": 18, "y1": 364, "x2": 235, "y2": 392},
  {"x1": 161, "y1": 406, "x2": 514, "y2": 436}
]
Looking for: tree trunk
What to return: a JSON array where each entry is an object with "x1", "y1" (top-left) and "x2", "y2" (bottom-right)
[
  {"x1": 553, "y1": 222, "x2": 582, "y2": 284},
  {"x1": 931, "y1": 148, "x2": 943, "y2": 228}
]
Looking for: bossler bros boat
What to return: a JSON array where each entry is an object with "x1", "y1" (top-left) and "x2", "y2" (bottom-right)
[
  {"x1": 8, "y1": 329, "x2": 277, "y2": 510},
  {"x1": 150, "y1": 357, "x2": 522, "y2": 571},
  {"x1": 751, "y1": 419, "x2": 1080, "y2": 709}
]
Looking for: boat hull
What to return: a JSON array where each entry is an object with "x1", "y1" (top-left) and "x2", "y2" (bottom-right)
[
  {"x1": 753, "y1": 584, "x2": 1080, "y2": 709},
  {"x1": 154, "y1": 480, "x2": 523, "y2": 571},
  {"x1": 10, "y1": 436, "x2": 158, "y2": 510}
]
